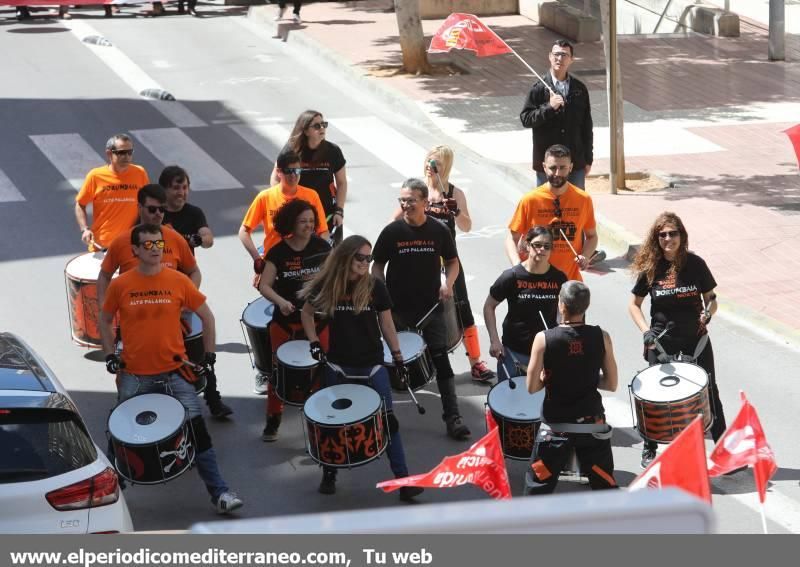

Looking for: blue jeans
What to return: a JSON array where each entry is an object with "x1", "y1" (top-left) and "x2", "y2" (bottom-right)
[
  {"x1": 117, "y1": 371, "x2": 229, "y2": 499},
  {"x1": 536, "y1": 167, "x2": 586, "y2": 190},
  {"x1": 324, "y1": 365, "x2": 409, "y2": 477},
  {"x1": 497, "y1": 346, "x2": 530, "y2": 382}
]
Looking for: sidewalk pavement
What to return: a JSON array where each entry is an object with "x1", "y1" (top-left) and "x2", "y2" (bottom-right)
[{"x1": 250, "y1": 1, "x2": 800, "y2": 345}]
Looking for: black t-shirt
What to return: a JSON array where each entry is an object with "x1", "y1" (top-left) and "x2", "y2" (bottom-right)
[
  {"x1": 372, "y1": 218, "x2": 458, "y2": 322},
  {"x1": 542, "y1": 325, "x2": 605, "y2": 422},
  {"x1": 164, "y1": 204, "x2": 208, "y2": 256},
  {"x1": 489, "y1": 264, "x2": 567, "y2": 353},
  {"x1": 631, "y1": 252, "x2": 716, "y2": 352},
  {"x1": 285, "y1": 140, "x2": 346, "y2": 217},
  {"x1": 265, "y1": 236, "x2": 331, "y2": 325},
  {"x1": 426, "y1": 183, "x2": 456, "y2": 238},
  {"x1": 324, "y1": 278, "x2": 393, "y2": 367}
]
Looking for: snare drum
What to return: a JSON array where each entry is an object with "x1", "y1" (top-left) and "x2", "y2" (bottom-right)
[
  {"x1": 64, "y1": 252, "x2": 117, "y2": 347},
  {"x1": 630, "y1": 362, "x2": 713, "y2": 444},
  {"x1": 240, "y1": 297, "x2": 274, "y2": 373},
  {"x1": 303, "y1": 384, "x2": 388, "y2": 468},
  {"x1": 487, "y1": 376, "x2": 545, "y2": 460},
  {"x1": 108, "y1": 393, "x2": 195, "y2": 485},
  {"x1": 274, "y1": 340, "x2": 322, "y2": 406},
  {"x1": 181, "y1": 311, "x2": 204, "y2": 365},
  {"x1": 382, "y1": 331, "x2": 436, "y2": 392}
]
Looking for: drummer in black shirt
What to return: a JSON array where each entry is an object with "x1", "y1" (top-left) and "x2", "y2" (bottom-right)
[
  {"x1": 259, "y1": 199, "x2": 331, "y2": 441},
  {"x1": 372, "y1": 178, "x2": 470, "y2": 441},
  {"x1": 300, "y1": 235, "x2": 423, "y2": 501},
  {"x1": 629, "y1": 212, "x2": 726, "y2": 470},
  {"x1": 159, "y1": 166, "x2": 231, "y2": 419},
  {"x1": 484, "y1": 226, "x2": 567, "y2": 381},
  {"x1": 525, "y1": 280, "x2": 619, "y2": 494}
]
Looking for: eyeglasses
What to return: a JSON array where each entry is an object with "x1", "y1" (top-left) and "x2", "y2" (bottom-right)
[
  {"x1": 138, "y1": 239, "x2": 165, "y2": 250},
  {"x1": 398, "y1": 198, "x2": 420, "y2": 205},
  {"x1": 529, "y1": 242, "x2": 553, "y2": 250},
  {"x1": 353, "y1": 253, "x2": 373, "y2": 263},
  {"x1": 144, "y1": 205, "x2": 167, "y2": 214},
  {"x1": 553, "y1": 197, "x2": 562, "y2": 219},
  {"x1": 111, "y1": 149, "x2": 134, "y2": 156},
  {"x1": 658, "y1": 230, "x2": 680, "y2": 239},
  {"x1": 551, "y1": 51, "x2": 571, "y2": 59},
  {"x1": 281, "y1": 167, "x2": 303, "y2": 176},
  {"x1": 309, "y1": 121, "x2": 329, "y2": 130}
]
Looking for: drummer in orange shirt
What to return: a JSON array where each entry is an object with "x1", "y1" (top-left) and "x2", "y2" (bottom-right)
[
  {"x1": 74, "y1": 134, "x2": 150, "y2": 251},
  {"x1": 505, "y1": 144, "x2": 598, "y2": 281},
  {"x1": 238, "y1": 149, "x2": 329, "y2": 276}
]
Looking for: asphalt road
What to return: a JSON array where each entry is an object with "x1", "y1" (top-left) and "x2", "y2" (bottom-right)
[{"x1": 1, "y1": 4, "x2": 798, "y2": 533}]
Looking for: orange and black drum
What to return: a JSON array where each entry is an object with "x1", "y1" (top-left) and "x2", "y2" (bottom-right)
[
  {"x1": 64, "y1": 251, "x2": 118, "y2": 347},
  {"x1": 630, "y1": 362, "x2": 713, "y2": 444},
  {"x1": 487, "y1": 376, "x2": 546, "y2": 460},
  {"x1": 302, "y1": 384, "x2": 388, "y2": 468}
]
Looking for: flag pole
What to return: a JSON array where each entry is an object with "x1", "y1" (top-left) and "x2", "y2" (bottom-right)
[
  {"x1": 507, "y1": 49, "x2": 557, "y2": 96},
  {"x1": 759, "y1": 501, "x2": 769, "y2": 534}
]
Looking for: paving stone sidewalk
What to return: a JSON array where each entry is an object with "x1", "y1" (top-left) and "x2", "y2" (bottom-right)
[{"x1": 252, "y1": 1, "x2": 800, "y2": 342}]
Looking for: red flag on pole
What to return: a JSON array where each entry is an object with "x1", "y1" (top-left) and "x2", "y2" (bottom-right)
[
  {"x1": 428, "y1": 13, "x2": 513, "y2": 57},
  {"x1": 708, "y1": 392, "x2": 777, "y2": 503},
  {"x1": 628, "y1": 416, "x2": 711, "y2": 503},
  {"x1": 784, "y1": 124, "x2": 800, "y2": 168},
  {"x1": 377, "y1": 408, "x2": 511, "y2": 499}
]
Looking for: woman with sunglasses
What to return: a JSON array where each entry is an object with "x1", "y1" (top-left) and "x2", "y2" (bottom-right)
[
  {"x1": 272, "y1": 110, "x2": 348, "y2": 245},
  {"x1": 258, "y1": 199, "x2": 332, "y2": 442},
  {"x1": 299, "y1": 235, "x2": 423, "y2": 502},
  {"x1": 484, "y1": 226, "x2": 567, "y2": 380},
  {"x1": 629, "y1": 212, "x2": 727, "y2": 469}
]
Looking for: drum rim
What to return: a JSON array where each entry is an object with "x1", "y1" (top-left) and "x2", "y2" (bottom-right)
[
  {"x1": 382, "y1": 332, "x2": 428, "y2": 365},
  {"x1": 630, "y1": 362, "x2": 708, "y2": 403},
  {"x1": 65, "y1": 251, "x2": 108, "y2": 280},
  {"x1": 302, "y1": 384, "x2": 382, "y2": 426},
  {"x1": 107, "y1": 393, "x2": 189, "y2": 446},
  {"x1": 486, "y1": 377, "x2": 544, "y2": 420},
  {"x1": 276, "y1": 339, "x2": 318, "y2": 368},
  {"x1": 241, "y1": 296, "x2": 274, "y2": 327}
]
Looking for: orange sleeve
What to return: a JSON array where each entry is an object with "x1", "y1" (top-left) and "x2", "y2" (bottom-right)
[
  {"x1": 76, "y1": 169, "x2": 96, "y2": 206},
  {"x1": 172, "y1": 230, "x2": 197, "y2": 274},
  {"x1": 182, "y1": 275, "x2": 207, "y2": 312},
  {"x1": 102, "y1": 278, "x2": 120, "y2": 315},
  {"x1": 309, "y1": 191, "x2": 329, "y2": 234},
  {"x1": 101, "y1": 238, "x2": 121, "y2": 274},
  {"x1": 241, "y1": 192, "x2": 265, "y2": 231},
  {"x1": 508, "y1": 196, "x2": 529, "y2": 235},
  {"x1": 584, "y1": 194, "x2": 597, "y2": 231}
]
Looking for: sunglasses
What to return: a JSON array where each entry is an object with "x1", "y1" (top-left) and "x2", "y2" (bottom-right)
[
  {"x1": 553, "y1": 197, "x2": 562, "y2": 218},
  {"x1": 138, "y1": 239, "x2": 165, "y2": 250},
  {"x1": 658, "y1": 230, "x2": 680, "y2": 239},
  {"x1": 353, "y1": 253, "x2": 373, "y2": 263},
  {"x1": 144, "y1": 205, "x2": 167, "y2": 214},
  {"x1": 111, "y1": 149, "x2": 134, "y2": 156},
  {"x1": 281, "y1": 167, "x2": 303, "y2": 176},
  {"x1": 309, "y1": 121, "x2": 329, "y2": 130},
  {"x1": 529, "y1": 242, "x2": 553, "y2": 250}
]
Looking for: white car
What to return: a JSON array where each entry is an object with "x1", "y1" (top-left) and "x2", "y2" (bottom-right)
[{"x1": 0, "y1": 333, "x2": 133, "y2": 534}]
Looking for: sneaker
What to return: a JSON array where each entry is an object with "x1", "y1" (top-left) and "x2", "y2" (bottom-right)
[
  {"x1": 445, "y1": 415, "x2": 471, "y2": 440},
  {"x1": 274, "y1": 6, "x2": 286, "y2": 20},
  {"x1": 261, "y1": 415, "x2": 281, "y2": 442},
  {"x1": 318, "y1": 470, "x2": 337, "y2": 495},
  {"x1": 214, "y1": 491, "x2": 243, "y2": 515},
  {"x1": 208, "y1": 399, "x2": 233, "y2": 419},
  {"x1": 292, "y1": 13, "x2": 301, "y2": 23},
  {"x1": 253, "y1": 372, "x2": 269, "y2": 395},
  {"x1": 589, "y1": 249, "x2": 607, "y2": 266},
  {"x1": 471, "y1": 361, "x2": 496, "y2": 383},
  {"x1": 640, "y1": 447, "x2": 657, "y2": 469},
  {"x1": 399, "y1": 486, "x2": 424, "y2": 502}
]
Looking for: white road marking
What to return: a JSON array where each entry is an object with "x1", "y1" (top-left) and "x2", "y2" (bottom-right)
[
  {"x1": 0, "y1": 168, "x2": 25, "y2": 203},
  {"x1": 229, "y1": 123, "x2": 291, "y2": 162},
  {"x1": 29, "y1": 133, "x2": 103, "y2": 190},
  {"x1": 131, "y1": 128, "x2": 243, "y2": 191},
  {"x1": 64, "y1": 20, "x2": 207, "y2": 128},
  {"x1": 727, "y1": 485, "x2": 800, "y2": 533},
  {"x1": 152, "y1": 60, "x2": 171, "y2": 69}
]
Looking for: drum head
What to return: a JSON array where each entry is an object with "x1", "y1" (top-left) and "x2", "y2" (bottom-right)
[
  {"x1": 382, "y1": 331, "x2": 425, "y2": 364},
  {"x1": 181, "y1": 311, "x2": 203, "y2": 338},
  {"x1": 108, "y1": 394, "x2": 186, "y2": 444},
  {"x1": 242, "y1": 297, "x2": 274, "y2": 328},
  {"x1": 631, "y1": 362, "x2": 708, "y2": 402},
  {"x1": 277, "y1": 340, "x2": 316, "y2": 368},
  {"x1": 487, "y1": 377, "x2": 544, "y2": 421},
  {"x1": 304, "y1": 384, "x2": 381, "y2": 425},
  {"x1": 65, "y1": 251, "x2": 106, "y2": 280}
]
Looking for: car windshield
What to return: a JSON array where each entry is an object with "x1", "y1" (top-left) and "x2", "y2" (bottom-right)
[{"x1": 0, "y1": 409, "x2": 97, "y2": 483}]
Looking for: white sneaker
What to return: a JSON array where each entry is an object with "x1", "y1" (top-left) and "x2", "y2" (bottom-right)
[
  {"x1": 292, "y1": 13, "x2": 301, "y2": 23},
  {"x1": 274, "y1": 6, "x2": 286, "y2": 21},
  {"x1": 214, "y1": 491, "x2": 243, "y2": 515},
  {"x1": 253, "y1": 372, "x2": 269, "y2": 395}
]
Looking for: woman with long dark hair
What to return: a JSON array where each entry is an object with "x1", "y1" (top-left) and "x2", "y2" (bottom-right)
[
  {"x1": 629, "y1": 212, "x2": 727, "y2": 469},
  {"x1": 299, "y1": 235, "x2": 422, "y2": 501}
]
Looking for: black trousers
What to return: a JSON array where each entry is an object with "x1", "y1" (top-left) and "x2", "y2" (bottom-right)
[
  {"x1": 278, "y1": 1, "x2": 302, "y2": 14},
  {"x1": 452, "y1": 258, "x2": 475, "y2": 328}
]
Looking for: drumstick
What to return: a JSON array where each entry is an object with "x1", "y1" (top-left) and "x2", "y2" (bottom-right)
[
  {"x1": 499, "y1": 354, "x2": 517, "y2": 389},
  {"x1": 538, "y1": 311, "x2": 549, "y2": 330},
  {"x1": 558, "y1": 228, "x2": 579, "y2": 259},
  {"x1": 415, "y1": 301, "x2": 440, "y2": 329},
  {"x1": 400, "y1": 368, "x2": 426, "y2": 414},
  {"x1": 173, "y1": 355, "x2": 201, "y2": 372}
]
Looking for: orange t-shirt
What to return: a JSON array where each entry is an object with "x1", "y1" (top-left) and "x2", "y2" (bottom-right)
[
  {"x1": 76, "y1": 164, "x2": 150, "y2": 249},
  {"x1": 241, "y1": 184, "x2": 329, "y2": 255},
  {"x1": 102, "y1": 268, "x2": 206, "y2": 374},
  {"x1": 508, "y1": 183, "x2": 596, "y2": 281},
  {"x1": 101, "y1": 224, "x2": 197, "y2": 276}
]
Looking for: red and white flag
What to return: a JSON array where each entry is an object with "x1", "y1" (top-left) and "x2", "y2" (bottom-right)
[
  {"x1": 708, "y1": 392, "x2": 777, "y2": 503},
  {"x1": 428, "y1": 13, "x2": 512, "y2": 58},
  {"x1": 377, "y1": 408, "x2": 511, "y2": 499},
  {"x1": 629, "y1": 416, "x2": 711, "y2": 503}
]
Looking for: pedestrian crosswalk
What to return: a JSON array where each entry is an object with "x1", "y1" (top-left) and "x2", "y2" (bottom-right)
[
  {"x1": 0, "y1": 168, "x2": 24, "y2": 203},
  {"x1": 29, "y1": 134, "x2": 104, "y2": 191}
]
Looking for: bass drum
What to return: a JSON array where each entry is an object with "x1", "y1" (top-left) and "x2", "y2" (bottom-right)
[
  {"x1": 108, "y1": 393, "x2": 195, "y2": 485},
  {"x1": 630, "y1": 362, "x2": 713, "y2": 444},
  {"x1": 64, "y1": 251, "x2": 117, "y2": 347},
  {"x1": 240, "y1": 297, "x2": 274, "y2": 374},
  {"x1": 487, "y1": 376, "x2": 545, "y2": 460}
]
